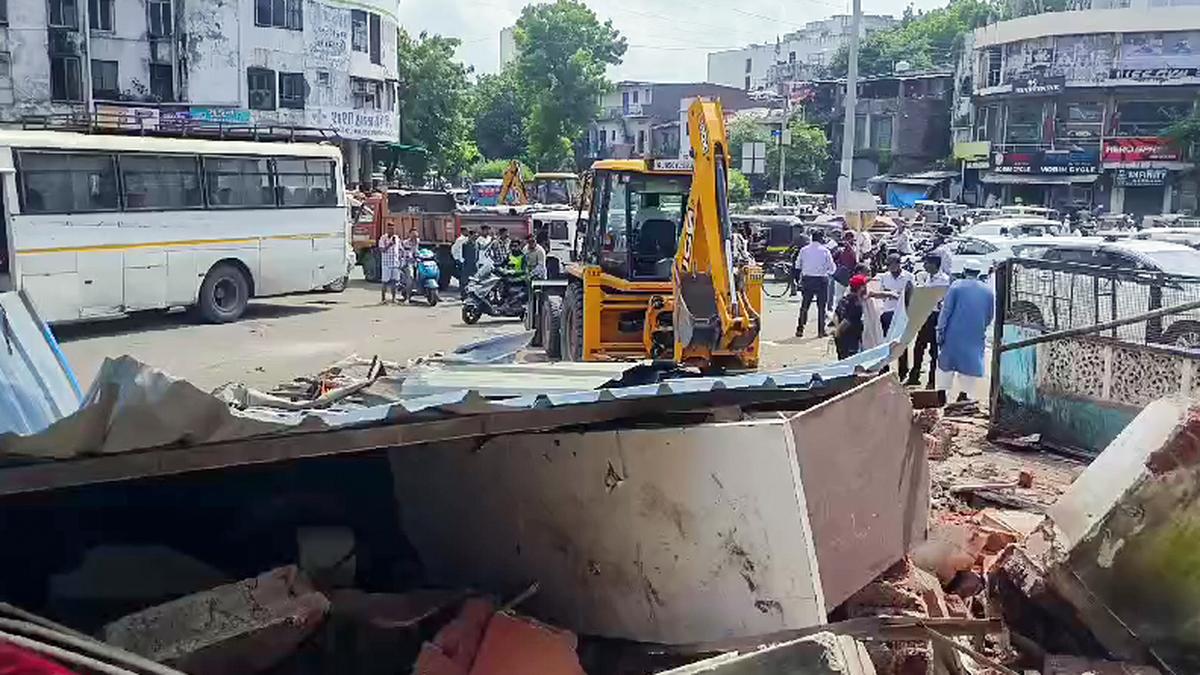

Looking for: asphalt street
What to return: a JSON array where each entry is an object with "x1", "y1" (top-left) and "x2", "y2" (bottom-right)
[{"x1": 56, "y1": 273, "x2": 840, "y2": 392}]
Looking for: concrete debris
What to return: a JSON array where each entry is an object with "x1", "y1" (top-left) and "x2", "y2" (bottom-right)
[
  {"x1": 324, "y1": 589, "x2": 464, "y2": 675},
  {"x1": 413, "y1": 598, "x2": 586, "y2": 675},
  {"x1": 48, "y1": 545, "x2": 230, "y2": 627},
  {"x1": 102, "y1": 565, "x2": 330, "y2": 675},
  {"x1": 655, "y1": 631, "x2": 876, "y2": 674},
  {"x1": 1042, "y1": 655, "x2": 1161, "y2": 675}
]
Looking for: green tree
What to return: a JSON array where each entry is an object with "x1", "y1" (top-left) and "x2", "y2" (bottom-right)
[
  {"x1": 397, "y1": 30, "x2": 476, "y2": 183},
  {"x1": 472, "y1": 67, "x2": 528, "y2": 161},
  {"x1": 512, "y1": 0, "x2": 627, "y2": 169},
  {"x1": 829, "y1": 0, "x2": 998, "y2": 78},
  {"x1": 768, "y1": 118, "x2": 831, "y2": 191},
  {"x1": 467, "y1": 158, "x2": 534, "y2": 182},
  {"x1": 727, "y1": 168, "x2": 751, "y2": 204}
]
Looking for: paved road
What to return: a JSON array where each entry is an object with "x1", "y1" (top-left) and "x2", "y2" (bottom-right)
[{"x1": 56, "y1": 273, "x2": 840, "y2": 392}]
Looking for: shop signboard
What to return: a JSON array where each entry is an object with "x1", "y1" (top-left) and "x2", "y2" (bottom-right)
[
  {"x1": 953, "y1": 140, "x2": 990, "y2": 161},
  {"x1": 1009, "y1": 75, "x2": 1064, "y2": 97},
  {"x1": 1115, "y1": 168, "x2": 1169, "y2": 187},
  {"x1": 1109, "y1": 67, "x2": 1200, "y2": 81},
  {"x1": 1101, "y1": 137, "x2": 1182, "y2": 163},
  {"x1": 992, "y1": 148, "x2": 1099, "y2": 175}
]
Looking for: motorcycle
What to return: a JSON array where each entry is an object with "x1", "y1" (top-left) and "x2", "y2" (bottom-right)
[
  {"x1": 461, "y1": 258, "x2": 528, "y2": 324},
  {"x1": 415, "y1": 248, "x2": 441, "y2": 306}
]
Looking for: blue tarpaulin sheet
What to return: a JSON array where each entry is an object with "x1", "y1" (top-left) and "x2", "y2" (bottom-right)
[{"x1": 887, "y1": 185, "x2": 929, "y2": 208}]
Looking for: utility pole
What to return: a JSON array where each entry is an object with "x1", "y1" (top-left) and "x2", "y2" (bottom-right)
[
  {"x1": 778, "y1": 96, "x2": 788, "y2": 206},
  {"x1": 837, "y1": 0, "x2": 862, "y2": 210}
]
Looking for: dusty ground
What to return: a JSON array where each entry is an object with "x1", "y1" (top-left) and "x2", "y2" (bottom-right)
[{"x1": 56, "y1": 272, "x2": 841, "y2": 392}]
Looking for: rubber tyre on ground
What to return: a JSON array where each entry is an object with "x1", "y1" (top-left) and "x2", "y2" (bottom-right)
[
  {"x1": 461, "y1": 302, "x2": 482, "y2": 325},
  {"x1": 542, "y1": 294, "x2": 564, "y2": 360},
  {"x1": 426, "y1": 287, "x2": 439, "y2": 307},
  {"x1": 197, "y1": 263, "x2": 250, "y2": 323},
  {"x1": 361, "y1": 247, "x2": 382, "y2": 283},
  {"x1": 560, "y1": 283, "x2": 584, "y2": 361}
]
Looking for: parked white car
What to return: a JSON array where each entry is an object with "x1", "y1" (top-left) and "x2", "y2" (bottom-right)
[
  {"x1": 1007, "y1": 237, "x2": 1200, "y2": 348},
  {"x1": 963, "y1": 217, "x2": 1064, "y2": 238}
]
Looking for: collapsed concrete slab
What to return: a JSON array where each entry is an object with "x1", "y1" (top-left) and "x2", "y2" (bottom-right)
[
  {"x1": 654, "y1": 631, "x2": 876, "y2": 674},
  {"x1": 390, "y1": 375, "x2": 927, "y2": 644},
  {"x1": 102, "y1": 565, "x2": 330, "y2": 675},
  {"x1": 1043, "y1": 395, "x2": 1200, "y2": 671}
]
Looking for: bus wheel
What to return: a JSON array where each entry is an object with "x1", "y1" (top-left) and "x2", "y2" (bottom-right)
[
  {"x1": 198, "y1": 263, "x2": 250, "y2": 323},
  {"x1": 361, "y1": 248, "x2": 382, "y2": 283}
]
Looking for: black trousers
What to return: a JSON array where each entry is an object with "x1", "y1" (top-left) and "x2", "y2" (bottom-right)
[
  {"x1": 798, "y1": 275, "x2": 829, "y2": 334},
  {"x1": 880, "y1": 310, "x2": 910, "y2": 380},
  {"x1": 908, "y1": 311, "x2": 939, "y2": 388}
]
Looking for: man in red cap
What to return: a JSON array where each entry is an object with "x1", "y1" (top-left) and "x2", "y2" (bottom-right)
[{"x1": 833, "y1": 273, "x2": 869, "y2": 359}]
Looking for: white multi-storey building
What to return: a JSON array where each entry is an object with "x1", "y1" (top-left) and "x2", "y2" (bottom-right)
[
  {"x1": 0, "y1": 0, "x2": 399, "y2": 182},
  {"x1": 706, "y1": 14, "x2": 896, "y2": 91}
]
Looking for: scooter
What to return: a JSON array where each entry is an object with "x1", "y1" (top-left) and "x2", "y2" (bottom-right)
[
  {"x1": 415, "y1": 248, "x2": 440, "y2": 306},
  {"x1": 461, "y1": 258, "x2": 528, "y2": 324}
]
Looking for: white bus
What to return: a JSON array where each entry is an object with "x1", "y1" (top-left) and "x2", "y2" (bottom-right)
[{"x1": 0, "y1": 130, "x2": 350, "y2": 324}]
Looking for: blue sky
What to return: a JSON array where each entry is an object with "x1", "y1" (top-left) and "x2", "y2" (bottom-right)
[{"x1": 398, "y1": 0, "x2": 948, "y2": 81}]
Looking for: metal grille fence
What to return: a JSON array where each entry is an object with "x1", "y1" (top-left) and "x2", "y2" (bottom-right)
[{"x1": 999, "y1": 258, "x2": 1200, "y2": 348}]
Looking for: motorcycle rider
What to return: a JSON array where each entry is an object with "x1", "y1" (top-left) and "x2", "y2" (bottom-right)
[{"x1": 524, "y1": 233, "x2": 548, "y2": 281}]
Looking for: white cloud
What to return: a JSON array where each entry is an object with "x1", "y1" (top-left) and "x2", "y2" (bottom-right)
[{"x1": 399, "y1": 0, "x2": 949, "y2": 81}]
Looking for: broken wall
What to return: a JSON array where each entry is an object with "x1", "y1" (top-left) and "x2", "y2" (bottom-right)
[{"x1": 389, "y1": 376, "x2": 927, "y2": 644}]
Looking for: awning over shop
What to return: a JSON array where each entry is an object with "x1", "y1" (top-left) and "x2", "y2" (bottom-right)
[
  {"x1": 868, "y1": 170, "x2": 958, "y2": 187},
  {"x1": 979, "y1": 173, "x2": 1100, "y2": 185}
]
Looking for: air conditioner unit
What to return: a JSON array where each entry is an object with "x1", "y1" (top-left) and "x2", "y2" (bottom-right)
[
  {"x1": 149, "y1": 39, "x2": 171, "y2": 64},
  {"x1": 48, "y1": 28, "x2": 79, "y2": 56},
  {"x1": 249, "y1": 90, "x2": 273, "y2": 109}
]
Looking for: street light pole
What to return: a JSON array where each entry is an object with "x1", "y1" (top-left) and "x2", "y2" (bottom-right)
[
  {"x1": 778, "y1": 96, "x2": 788, "y2": 206},
  {"x1": 837, "y1": 0, "x2": 862, "y2": 210}
]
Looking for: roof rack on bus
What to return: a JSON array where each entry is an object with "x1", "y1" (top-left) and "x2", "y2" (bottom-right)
[{"x1": 17, "y1": 113, "x2": 343, "y2": 143}]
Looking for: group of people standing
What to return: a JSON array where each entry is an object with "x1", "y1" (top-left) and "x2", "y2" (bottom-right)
[
  {"x1": 448, "y1": 225, "x2": 549, "y2": 299},
  {"x1": 790, "y1": 224, "x2": 995, "y2": 401}
]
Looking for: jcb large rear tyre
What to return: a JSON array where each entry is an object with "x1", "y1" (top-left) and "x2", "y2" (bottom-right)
[
  {"x1": 561, "y1": 283, "x2": 584, "y2": 362},
  {"x1": 542, "y1": 295, "x2": 564, "y2": 360}
]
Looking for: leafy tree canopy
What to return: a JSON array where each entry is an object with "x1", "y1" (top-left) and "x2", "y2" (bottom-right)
[
  {"x1": 829, "y1": 0, "x2": 998, "y2": 78},
  {"x1": 512, "y1": 0, "x2": 627, "y2": 169},
  {"x1": 472, "y1": 67, "x2": 528, "y2": 161},
  {"x1": 397, "y1": 30, "x2": 477, "y2": 183}
]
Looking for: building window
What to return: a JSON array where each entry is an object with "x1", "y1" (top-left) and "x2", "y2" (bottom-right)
[
  {"x1": 0, "y1": 0, "x2": 7, "y2": 24},
  {"x1": 247, "y1": 67, "x2": 276, "y2": 110},
  {"x1": 632, "y1": 90, "x2": 639, "y2": 104},
  {"x1": 789, "y1": 51, "x2": 796, "y2": 63},
  {"x1": 351, "y1": 10, "x2": 368, "y2": 52},
  {"x1": 121, "y1": 154, "x2": 202, "y2": 210},
  {"x1": 150, "y1": 63, "x2": 173, "y2": 101},
  {"x1": 88, "y1": 0, "x2": 113, "y2": 30},
  {"x1": 1005, "y1": 100, "x2": 1046, "y2": 144},
  {"x1": 204, "y1": 157, "x2": 274, "y2": 208},
  {"x1": 255, "y1": 0, "x2": 301, "y2": 30},
  {"x1": 744, "y1": 57, "x2": 752, "y2": 73},
  {"x1": 275, "y1": 159, "x2": 337, "y2": 207},
  {"x1": 49, "y1": 0, "x2": 78, "y2": 28},
  {"x1": 18, "y1": 151, "x2": 119, "y2": 214},
  {"x1": 91, "y1": 59, "x2": 118, "y2": 99},
  {"x1": 854, "y1": 114, "x2": 867, "y2": 149},
  {"x1": 148, "y1": 0, "x2": 172, "y2": 37},
  {"x1": 637, "y1": 129, "x2": 645, "y2": 154},
  {"x1": 316, "y1": 70, "x2": 330, "y2": 87},
  {"x1": 872, "y1": 115, "x2": 893, "y2": 150},
  {"x1": 744, "y1": 75, "x2": 750, "y2": 90},
  {"x1": 985, "y1": 48, "x2": 1002, "y2": 87},
  {"x1": 1114, "y1": 100, "x2": 1192, "y2": 137},
  {"x1": 1060, "y1": 102, "x2": 1103, "y2": 142},
  {"x1": 279, "y1": 72, "x2": 305, "y2": 109},
  {"x1": 351, "y1": 77, "x2": 381, "y2": 110},
  {"x1": 50, "y1": 56, "x2": 82, "y2": 101},
  {"x1": 369, "y1": 13, "x2": 381, "y2": 64}
]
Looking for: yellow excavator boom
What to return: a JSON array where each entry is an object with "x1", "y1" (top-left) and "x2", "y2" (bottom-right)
[
  {"x1": 497, "y1": 159, "x2": 528, "y2": 206},
  {"x1": 673, "y1": 98, "x2": 762, "y2": 370}
]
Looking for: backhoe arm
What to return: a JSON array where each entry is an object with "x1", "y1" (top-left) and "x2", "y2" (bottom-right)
[
  {"x1": 497, "y1": 160, "x2": 528, "y2": 206},
  {"x1": 673, "y1": 98, "x2": 762, "y2": 370}
]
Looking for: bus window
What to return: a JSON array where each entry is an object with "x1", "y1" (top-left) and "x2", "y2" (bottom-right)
[
  {"x1": 276, "y1": 158, "x2": 338, "y2": 207},
  {"x1": 121, "y1": 154, "x2": 203, "y2": 210},
  {"x1": 18, "y1": 152, "x2": 119, "y2": 213},
  {"x1": 204, "y1": 157, "x2": 274, "y2": 208}
]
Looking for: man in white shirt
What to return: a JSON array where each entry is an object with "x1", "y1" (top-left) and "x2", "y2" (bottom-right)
[
  {"x1": 907, "y1": 255, "x2": 952, "y2": 388},
  {"x1": 932, "y1": 226, "x2": 955, "y2": 276},
  {"x1": 872, "y1": 253, "x2": 915, "y2": 376},
  {"x1": 893, "y1": 222, "x2": 912, "y2": 256},
  {"x1": 795, "y1": 229, "x2": 837, "y2": 338}
]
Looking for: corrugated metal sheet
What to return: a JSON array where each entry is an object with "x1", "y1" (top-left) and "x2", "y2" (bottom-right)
[{"x1": 0, "y1": 291, "x2": 82, "y2": 436}]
